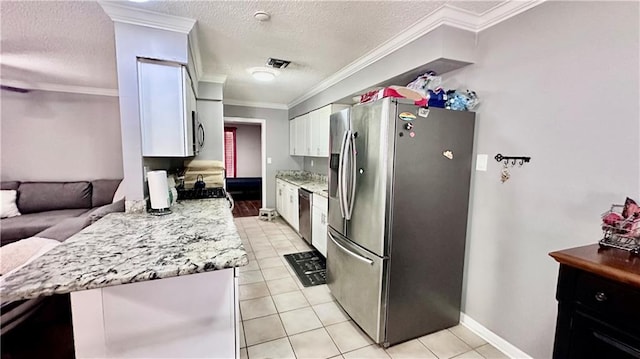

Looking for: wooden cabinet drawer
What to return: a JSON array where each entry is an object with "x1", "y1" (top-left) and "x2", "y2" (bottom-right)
[{"x1": 575, "y1": 272, "x2": 640, "y2": 329}]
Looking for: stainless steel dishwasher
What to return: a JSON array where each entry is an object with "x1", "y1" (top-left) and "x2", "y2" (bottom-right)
[{"x1": 298, "y1": 188, "x2": 312, "y2": 245}]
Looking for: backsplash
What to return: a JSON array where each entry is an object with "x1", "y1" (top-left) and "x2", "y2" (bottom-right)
[{"x1": 303, "y1": 157, "x2": 328, "y2": 176}]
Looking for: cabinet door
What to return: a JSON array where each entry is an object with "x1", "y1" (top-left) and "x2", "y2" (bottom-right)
[
  {"x1": 294, "y1": 115, "x2": 308, "y2": 156},
  {"x1": 138, "y1": 60, "x2": 189, "y2": 157},
  {"x1": 287, "y1": 185, "x2": 299, "y2": 231},
  {"x1": 276, "y1": 181, "x2": 284, "y2": 216},
  {"x1": 312, "y1": 206, "x2": 328, "y2": 257},
  {"x1": 315, "y1": 105, "x2": 332, "y2": 157},
  {"x1": 289, "y1": 120, "x2": 296, "y2": 156}
]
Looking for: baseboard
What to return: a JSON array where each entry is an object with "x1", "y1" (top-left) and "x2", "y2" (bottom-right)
[{"x1": 460, "y1": 312, "x2": 532, "y2": 359}]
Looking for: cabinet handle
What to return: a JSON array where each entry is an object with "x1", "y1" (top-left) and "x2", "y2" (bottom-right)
[{"x1": 594, "y1": 292, "x2": 607, "y2": 302}]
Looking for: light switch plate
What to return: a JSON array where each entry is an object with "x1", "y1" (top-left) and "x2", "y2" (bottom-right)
[
  {"x1": 267, "y1": 157, "x2": 272, "y2": 164},
  {"x1": 476, "y1": 154, "x2": 488, "y2": 171},
  {"x1": 311, "y1": 160, "x2": 314, "y2": 167}
]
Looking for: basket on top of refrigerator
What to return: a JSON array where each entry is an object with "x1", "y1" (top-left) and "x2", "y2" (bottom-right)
[{"x1": 599, "y1": 197, "x2": 640, "y2": 255}]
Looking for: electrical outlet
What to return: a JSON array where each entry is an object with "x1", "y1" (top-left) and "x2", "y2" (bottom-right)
[{"x1": 476, "y1": 154, "x2": 488, "y2": 171}]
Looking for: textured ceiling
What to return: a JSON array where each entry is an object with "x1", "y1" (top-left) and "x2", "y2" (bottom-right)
[
  {"x1": 1, "y1": 1, "x2": 117, "y2": 89},
  {"x1": 0, "y1": 1, "x2": 504, "y2": 104}
]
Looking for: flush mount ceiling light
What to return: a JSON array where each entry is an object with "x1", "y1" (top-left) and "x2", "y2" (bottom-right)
[
  {"x1": 247, "y1": 67, "x2": 279, "y2": 82},
  {"x1": 254, "y1": 11, "x2": 271, "y2": 22},
  {"x1": 129, "y1": 0, "x2": 150, "y2": 2}
]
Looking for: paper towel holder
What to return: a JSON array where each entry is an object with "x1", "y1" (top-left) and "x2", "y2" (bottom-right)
[{"x1": 148, "y1": 170, "x2": 172, "y2": 216}]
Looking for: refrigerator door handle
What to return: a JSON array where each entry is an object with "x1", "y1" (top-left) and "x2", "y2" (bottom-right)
[
  {"x1": 338, "y1": 130, "x2": 350, "y2": 219},
  {"x1": 328, "y1": 232, "x2": 374, "y2": 265},
  {"x1": 346, "y1": 133, "x2": 357, "y2": 220}
]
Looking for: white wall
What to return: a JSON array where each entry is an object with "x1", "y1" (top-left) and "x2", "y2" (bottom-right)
[
  {"x1": 444, "y1": 2, "x2": 639, "y2": 358},
  {"x1": 223, "y1": 105, "x2": 303, "y2": 207},
  {"x1": 228, "y1": 123, "x2": 261, "y2": 178},
  {"x1": 1, "y1": 90, "x2": 123, "y2": 181}
]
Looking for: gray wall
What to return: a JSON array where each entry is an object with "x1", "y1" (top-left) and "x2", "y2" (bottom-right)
[
  {"x1": 224, "y1": 105, "x2": 303, "y2": 207},
  {"x1": 1, "y1": 91, "x2": 123, "y2": 181},
  {"x1": 231, "y1": 123, "x2": 261, "y2": 178},
  {"x1": 303, "y1": 157, "x2": 328, "y2": 176},
  {"x1": 445, "y1": 2, "x2": 639, "y2": 357}
]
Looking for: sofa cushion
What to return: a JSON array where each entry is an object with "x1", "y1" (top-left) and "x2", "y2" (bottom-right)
[
  {"x1": 36, "y1": 217, "x2": 92, "y2": 242},
  {"x1": 0, "y1": 181, "x2": 20, "y2": 191},
  {"x1": 1, "y1": 190, "x2": 21, "y2": 219},
  {"x1": 86, "y1": 199, "x2": 125, "y2": 224},
  {"x1": 91, "y1": 179, "x2": 122, "y2": 207},
  {"x1": 0, "y1": 209, "x2": 89, "y2": 246},
  {"x1": 18, "y1": 182, "x2": 92, "y2": 214}
]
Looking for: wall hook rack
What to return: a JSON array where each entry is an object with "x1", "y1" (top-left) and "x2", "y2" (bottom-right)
[{"x1": 494, "y1": 153, "x2": 531, "y2": 166}]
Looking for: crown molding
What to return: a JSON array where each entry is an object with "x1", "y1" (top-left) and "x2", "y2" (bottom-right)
[
  {"x1": 223, "y1": 99, "x2": 288, "y2": 110},
  {"x1": 287, "y1": 0, "x2": 545, "y2": 108},
  {"x1": 0, "y1": 79, "x2": 118, "y2": 97},
  {"x1": 99, "y1": 1, "x2": 196, "y2": 34},
  {"x1": 200, "y1": 74, "x2": 228, "y2": 84},
  {"x1": 475, "y1": 0, "x2": 546, "y2": 32}
]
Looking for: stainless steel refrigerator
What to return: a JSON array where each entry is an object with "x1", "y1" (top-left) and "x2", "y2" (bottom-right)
[{"x1": 326, "y1": 97, "x2": 475, "y2": 347}]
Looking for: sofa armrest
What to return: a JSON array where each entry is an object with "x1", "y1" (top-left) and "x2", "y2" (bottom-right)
[{"x1": 87, "y1": 199, "x2": 125, "y2": 224}]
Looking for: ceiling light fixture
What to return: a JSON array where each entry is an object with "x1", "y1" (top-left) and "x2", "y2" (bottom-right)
[
  {"x1": 254, "y1": 11, "x2": 271, "y2": 22},
  {"x1": 129, "y1": 0, "x2": 150, "y2": 2},
  {"x1": 247, "y1": 67, "x2": 279, "y2": 82}
]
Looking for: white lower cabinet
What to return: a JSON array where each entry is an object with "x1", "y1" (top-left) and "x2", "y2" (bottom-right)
[
  {"x1": 287, "y1": 184, "x2": 299, "y2": 232},
  {"x1": 276, "y1": 179, "x2": 299, "y2": 232},
  {"x1": 312, "y1": 195, "x2": 328, "y2": 257}
]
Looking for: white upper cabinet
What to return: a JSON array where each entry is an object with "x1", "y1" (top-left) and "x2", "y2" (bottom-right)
[
  {"x1": 295, "y1": 114, "x2": 309, "y2": 156},
  {"x1": 289, "y1": 120, "x2": 296, "y2": 156},
  {"x1": 138, "y1": 59, "x2": 196, "y2": 157},
  {"x1": 290, "y1": 104, "x2": 350, "y2": 158}
]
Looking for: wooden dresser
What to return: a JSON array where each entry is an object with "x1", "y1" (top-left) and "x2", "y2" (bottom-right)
[{"x1": 549, "y1": 245, "x2": 640, "y2": 359}]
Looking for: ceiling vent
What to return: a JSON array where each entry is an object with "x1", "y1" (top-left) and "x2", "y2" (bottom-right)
[{"x1": 267, "y1": 58, "x2": 291, "y2": 69}]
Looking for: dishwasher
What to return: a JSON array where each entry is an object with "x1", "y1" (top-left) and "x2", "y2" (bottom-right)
[{"x1": 298, "y1": 188, "x2": 312, "y2": 245}]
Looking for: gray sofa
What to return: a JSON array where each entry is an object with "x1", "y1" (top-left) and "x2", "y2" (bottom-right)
[{"x1": 0, "y1": 180, "x2": 124, "y2": 246}]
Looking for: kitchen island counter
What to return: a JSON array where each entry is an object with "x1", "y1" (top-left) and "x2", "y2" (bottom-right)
[{"x1": 1, "y1": 198, "x2": 248, "y2": 302}]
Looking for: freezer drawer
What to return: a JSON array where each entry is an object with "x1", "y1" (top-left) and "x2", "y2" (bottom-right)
[{"x1": 326, "y1": 228, "x2": 385, "y2": 343}]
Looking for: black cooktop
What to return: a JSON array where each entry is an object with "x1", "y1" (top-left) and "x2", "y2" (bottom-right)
[{"x1": 177, "y1": 187, "x2": 226, "y2": 200}]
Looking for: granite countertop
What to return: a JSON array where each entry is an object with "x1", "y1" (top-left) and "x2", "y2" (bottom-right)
[
  {"x1": 550, "y1": 244, "x2": 640, "y2": 288},
  {"x1": 1, "y1": 199, "x2": 248, "y2": 302},
  {"x1": 276, "y1": 171, "x2": 328, "y2": 198}
]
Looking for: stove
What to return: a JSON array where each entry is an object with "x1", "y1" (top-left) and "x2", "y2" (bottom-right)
[{"x1": 177, "y1": 187, "x2": 227, "y2": 200}]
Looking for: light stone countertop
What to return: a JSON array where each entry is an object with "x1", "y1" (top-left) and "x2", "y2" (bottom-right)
[
  {"x1": 0, "y1": 199, "x2": 247, "y2": 302},
  {"x1": 276, "y1": 171, "x2": 329, "y2": 198}
]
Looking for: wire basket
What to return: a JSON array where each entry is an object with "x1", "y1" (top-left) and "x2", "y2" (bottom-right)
[{"x1": 599, "y1": 204, "x2": 640, "y2": 255}]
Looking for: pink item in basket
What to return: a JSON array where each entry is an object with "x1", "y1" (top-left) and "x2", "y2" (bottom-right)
[
  {"x1": 602, "y1": 212, "x2": 623, "y2": 226},
  {"x1": 360, "y1": 86, "x2": 428, "y2": 107}
]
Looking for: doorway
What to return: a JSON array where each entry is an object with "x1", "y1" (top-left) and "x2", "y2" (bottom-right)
[{"x1": 223, "y1": 117, "x2": 266, "y2": 218}]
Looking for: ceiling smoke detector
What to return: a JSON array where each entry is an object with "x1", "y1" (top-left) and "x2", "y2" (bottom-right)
[
  {"x1": 267, "y1": 58, "x2": 291, "y2": 69},
  {"x1": 254, "y1": 11, "x2": 271, "y2": 22}
]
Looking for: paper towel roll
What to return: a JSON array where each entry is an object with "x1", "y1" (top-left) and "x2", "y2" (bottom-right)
[{"x1": 148, "y1": 170, "x2": 170, "y2": 210}]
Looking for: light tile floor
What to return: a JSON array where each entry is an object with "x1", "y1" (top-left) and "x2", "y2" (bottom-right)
[{"x1": 235, "y1": 216, "x2": 509, "y2": 359}]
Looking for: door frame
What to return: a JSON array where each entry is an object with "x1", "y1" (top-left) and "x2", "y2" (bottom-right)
[{"x1": 223, "y1": 117, "x2": 267, "y2": 206}]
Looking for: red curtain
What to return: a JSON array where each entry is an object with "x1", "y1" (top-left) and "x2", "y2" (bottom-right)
[{"x1": 224, "y1": 127, "x2": 237, "y2": 178}]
